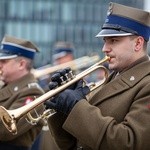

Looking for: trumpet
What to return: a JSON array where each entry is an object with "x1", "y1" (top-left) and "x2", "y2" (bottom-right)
[{"x1": 0, "y1": 56, "x2": 110, "y2": 135}]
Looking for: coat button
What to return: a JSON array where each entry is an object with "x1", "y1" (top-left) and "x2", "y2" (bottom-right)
[{"x1": 14, "y1": 86, "x2": 18, "y2": 91}]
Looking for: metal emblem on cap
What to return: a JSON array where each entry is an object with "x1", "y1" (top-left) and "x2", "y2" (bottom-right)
[
  {"x1": 107, "y1": 3, "x2": 113, "y2": 16},
  {"x1": 107, "y1": 10, "x2": 111, "y2": 16},
  {"x1": 107, "y1": 9, "x2": 112, "y2": 16}
]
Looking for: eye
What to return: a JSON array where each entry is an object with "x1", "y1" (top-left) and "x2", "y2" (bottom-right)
[
  {"x1": 111, "y1": 38, "x2": 118, "y2": 43},
  {"x1": 0, "y1": 60, "x2": 9, "y2": 64},
  {"x1": 102, "y1": 38, "x2": 106, "y2": 43}
]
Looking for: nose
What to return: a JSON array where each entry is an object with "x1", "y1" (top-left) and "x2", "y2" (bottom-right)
[{"x1": 102, "y1": 42, "x2": 112, "y2": 54}]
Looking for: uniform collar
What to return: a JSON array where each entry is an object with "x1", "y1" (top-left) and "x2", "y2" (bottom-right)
[
  {"x1": 91, "y1": 56, "x2": 150, "y2": 105},
  {"x1": 110, "y1": 55, "x2": 149, "y2": 78},
  {"x1": 5, "y1": 73, "x2": 36, "y2": 93},
  {"x1": 121, "y1": 55, "x2": 149, "y2": 74}
]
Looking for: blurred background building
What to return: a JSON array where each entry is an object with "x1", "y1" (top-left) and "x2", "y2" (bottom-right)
[{"x1": 0, "y1": 0, "x2": 149, "y2": 68}]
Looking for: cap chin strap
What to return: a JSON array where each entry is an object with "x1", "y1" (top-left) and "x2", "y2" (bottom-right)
[{"x1": 102, "y1": 24, "x2": 138, "y2": 35}]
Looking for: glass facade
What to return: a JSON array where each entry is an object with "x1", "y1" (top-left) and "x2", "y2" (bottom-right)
[{"x1": 0, "y1": 0, "x2": 144, "y2": 68}]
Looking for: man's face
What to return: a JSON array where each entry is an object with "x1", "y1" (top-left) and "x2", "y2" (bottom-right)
[
  {"x1": 55, "y1": 54, "x2": 74, "y2": 65},
  {"x1": 102, "y1": 36, "x2": 139, "y2": 72},
  {"x1": 0, "y1": 58, "x2": 21, "y2": 83}
]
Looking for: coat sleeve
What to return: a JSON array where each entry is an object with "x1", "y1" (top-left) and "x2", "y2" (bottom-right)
[
  {"x1": 48, "y1": 112, "x2": 77, "y2": 149},
  {"x1": 47, "y1": 87, "x2": 100, "y2": 149},
  {"x1": 63, "y1": 84, "x2": 150, "y2": 150},
  {"x1": 0, "y1": 86, "x2": 45, "y2": 143}
]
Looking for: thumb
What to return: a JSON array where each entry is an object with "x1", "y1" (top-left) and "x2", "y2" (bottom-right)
[
  {"x1": 76, "y1": 80, "x2": 90, "y2": 95},
  {"x1": 76, "y1": 80, "x2": 84, "y2": 89},
  {"x1": 82, "y1": 85, "x2": 90, "y2": 95},
  {"x1": 44, "y1": 99, "x2": 57, "y2": 109}
]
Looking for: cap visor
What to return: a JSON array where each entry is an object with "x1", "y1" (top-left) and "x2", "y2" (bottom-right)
[
  {"x1": 96, "y1": 29, "x2": 133, "y2": 37},
  {"x1": 53, "y1": 51, "x2": 67, "y2": 60}
]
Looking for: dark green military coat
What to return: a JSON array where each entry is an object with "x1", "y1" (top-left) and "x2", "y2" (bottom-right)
[
  {"x1": 48, "y1": 56, "x2": 150, "y2": 150},
  {"x1": 0, "y1": 73, "x2": 45, "y2": 148}
]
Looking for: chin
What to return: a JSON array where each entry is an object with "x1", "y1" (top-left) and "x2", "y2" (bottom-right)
[{"x1": 109, "y1": 65, "x2": 115, "y2": 70}]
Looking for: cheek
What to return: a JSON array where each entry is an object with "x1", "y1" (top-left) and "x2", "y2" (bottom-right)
[
  {"x1": 3, "y1": 63, "x2": 17, "y2": 75},
  {"x1": 109, "y1": 53, "x2": 125, "y2": 70},
  {"x1": 2, "y1": 68, "x2": 12, "y2": 77}
]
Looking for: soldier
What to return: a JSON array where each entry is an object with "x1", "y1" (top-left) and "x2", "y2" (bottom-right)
[
  {"x1": 52, "y1": 41, "x2": 74, "y2": 65},
  {"x1": 0, "y1": 35, "x2": 45, "y2": 150},
  {"x1": 37, "y1": 41, "x2": 75, "y2": 92},
  {"x1": 45, "y1": 2, "x2": 150, "y2": 150}
]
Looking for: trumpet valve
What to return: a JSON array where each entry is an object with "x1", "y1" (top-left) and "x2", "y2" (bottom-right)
[{"x1": 42, "y1": 109, "x2": 56, "y2": 119}]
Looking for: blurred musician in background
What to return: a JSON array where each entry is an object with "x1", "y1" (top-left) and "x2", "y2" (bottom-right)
[
  {"x1": 37, "y1": 41, "x2": 75, "y2": 92},
  {"x1": 0, "y1": 35, "x2": 45, "y2": 150},
  {"x1": 52, "y1": 41, "x2": 75, "y2": 66},
  {"x1": 39, "y1": 41, "x2": 75, "y2": 150}
]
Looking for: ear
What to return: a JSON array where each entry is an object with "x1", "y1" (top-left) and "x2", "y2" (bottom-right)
[
  {"x1": 18, "y1": 59, "x2": 26, "y2": 70},
  {"x1": 134, "y1": 36, "x2": 144, "y2": 52}
]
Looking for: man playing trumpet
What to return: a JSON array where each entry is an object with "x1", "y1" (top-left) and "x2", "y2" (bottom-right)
[
  {"x1": 45, "y1": 2, "x2": 150, "y2": 150},
  {"x1": 0, "y1": 35, "x2": 45, "y2": 150}
]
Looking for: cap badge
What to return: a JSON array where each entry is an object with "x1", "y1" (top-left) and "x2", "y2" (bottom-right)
[
  {"x1": 107, "y1": 3, "x2": 113, "y2": 16},
  {"x1": 107, "y1": 10, "x2": 111, "y2": 16}
]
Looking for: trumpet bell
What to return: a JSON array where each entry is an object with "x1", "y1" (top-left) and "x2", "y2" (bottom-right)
[{"x1": 0, "y1": 106, "x2": 17, "y2": 134}]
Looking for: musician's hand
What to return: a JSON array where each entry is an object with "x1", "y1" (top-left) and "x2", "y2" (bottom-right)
[
  {"x1": 49, "y1": 67, "x2": 76, "y2": 90},
  {"x1": 44, "y1": 80, "x2": 90, "y2": 115}
]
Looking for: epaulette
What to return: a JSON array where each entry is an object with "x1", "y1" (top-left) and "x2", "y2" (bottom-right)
[{"x1": 28, "y1": 82, "x2": 42, "y2": 90}]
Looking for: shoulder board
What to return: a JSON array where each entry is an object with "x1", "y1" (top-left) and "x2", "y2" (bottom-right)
[{"x1": 28, "y1": 82, "x2": 41, "y2": 89}]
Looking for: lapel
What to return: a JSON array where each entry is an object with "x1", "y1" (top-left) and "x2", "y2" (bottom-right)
[
  {"x1": 0, "y1": 86, "x2": 12, "y2": 101},
  {"x1": 90, "y1": 58, "x2": 150, "y2": 106},
  {"x1": 90, "y1": 74, "x2": 129, "y2": 105}
]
